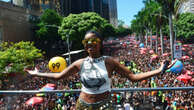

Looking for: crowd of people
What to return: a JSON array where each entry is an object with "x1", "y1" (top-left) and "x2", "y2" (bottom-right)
[
  {"x1": 0, "y1": 36, "x2": 193, "y2": 110},
  {"x1": 109, "y1": 37, "x2": 193, "y2": 110}
]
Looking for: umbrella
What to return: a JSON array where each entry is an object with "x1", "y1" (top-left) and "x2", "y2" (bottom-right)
[
  {"x1": 162, "y1": 53, "x2": 169, "y2": 57},
  {"x1": 36, "y1": 84, "x2": 55, "y2": 96},
  {"x1": 140, "y1": 50, "x2": 146, "y2": 54},
  {"x1": 150, "y1": 54, "x2": 158, "y2": 61},
  {"x1": 25, "y1": 97, "x2": 43, "y2": 106},
  {"x1": 140, "y1": 48, "x2": 147, "y2": 54},
  {"x1": 140, "y1": 48, "x2": 147, "y2": 51},
  {"x1": 44, "y1": 83, "x2": 56, "y2": 88},
  {"x1": 176, "y1": 74, "x2": 192, "y2": 83},
  {"x1": 181, "y1": 56, "x2": 190, "y2": 60},
  {"x1": 36, "y1": 87, "x2": 54, "y2": 96},
  {"x1": 149, "y1": 50, "x2": 154, "y2": 54},
  {"x1": 62, "y1": 50, "x2": 85, "y2": 56},
  {"x1": 151, "y1": 54, "x2": 158, "y2": 59},
  {"x1": 188, "y1": 50, "x2": 193, "y2": 55},
  {"x1": 181, "y1": 48, "x2": 186, "y2": 51},
  {"x1": 184, "y1": 70, "x2": 193, "y2": 75},
  {"x1": 42, "y1": 83, "x2": 56, "y2": 89},
  {"x1": 151, "y1": 35, "x2": 157, "y2": 40},
  {"x1": 139, "y1": 43, "x2": 144, "y2": 48},
  {"x1": 123, "y1": 43, "x2": 127, "y2": 47},
  {"x1": 183, "y1": 44, "x2": 189, "y2": 48},
  {"x1": 41, "y1": 87, "x2": 54, "y2": 91}
]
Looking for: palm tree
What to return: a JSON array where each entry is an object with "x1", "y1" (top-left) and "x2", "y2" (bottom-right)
[
  {"x1": 131, "y1": 13, "x2": 145, "y2": 42},
  {"x1": 155, "y1": 0, "x2": 177, "y2": 60},
  {"x1": 150, "y1": 1, "x2": 167, "y2": 54},
  {"x1": 143, "y1": 0, "x2": 159, "y2": 49}
]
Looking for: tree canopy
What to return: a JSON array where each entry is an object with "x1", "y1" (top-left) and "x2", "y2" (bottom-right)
[
  {"x1": 58, "y1": 12, "x2": 116, "y2": 49},
  {"x1": 36, "y1": 9, "x2": 62, "y2": 39},
  {"x1": 175, "y1": 13, "x2": 194, "y2": 42},
  {"x1": 115, "y1": 20, "x2": 132, "y2": 37},
  {"x1": 35, "y1": 9, "x2": 65, "y2": 57}
]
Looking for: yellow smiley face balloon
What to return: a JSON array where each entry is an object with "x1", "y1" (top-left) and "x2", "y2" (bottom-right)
[{"x1": 48, "y1": 56, "x2": 67, "y2": 72}]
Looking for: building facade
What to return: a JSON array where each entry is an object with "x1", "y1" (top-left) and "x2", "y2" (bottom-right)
[
  {"x1": 0, "y1": 1, "x2": 40, "y2": 42},
  {"x1": 178, "y1": 0, "x2": 194, "y2": 13},
  {"x1": 12, "y1": 0, "x2": 118, "y2": 26},
  {"x1": 0, "y1": 0, "x2": 117, "y2": 42}
]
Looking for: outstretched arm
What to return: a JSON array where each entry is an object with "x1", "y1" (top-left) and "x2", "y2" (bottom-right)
[
  {"x1": 25, "y1": 59, "x2": 83, "y2": 79},
  {"x1": 110, "y1": 58, "x2": 176, "y2": 82}
]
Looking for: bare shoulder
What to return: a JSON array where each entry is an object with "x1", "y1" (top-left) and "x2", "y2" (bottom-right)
[
  {"x1": 71, "y1": 58, "x2": 85, "y2": 70},
  {"x1": 105, "y1": 56, "x2": 119, "y2": 63},
  {"x1": 104, "y1": 56, "x2": 120, "y2": 67}
]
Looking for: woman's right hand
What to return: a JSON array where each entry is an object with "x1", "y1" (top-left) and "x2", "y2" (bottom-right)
[{"x1": 24, "y1": 67, "x2": 39, "y2": 76}]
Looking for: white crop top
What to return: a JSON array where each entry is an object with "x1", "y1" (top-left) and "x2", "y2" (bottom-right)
[{"x1": 79, "y1": 56, "x2": 111, "y2": 94}]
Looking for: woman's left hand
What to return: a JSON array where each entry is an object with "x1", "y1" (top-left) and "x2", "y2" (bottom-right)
[{"x1": 159, "y1": 59, "x2": 177, "y2": 73}]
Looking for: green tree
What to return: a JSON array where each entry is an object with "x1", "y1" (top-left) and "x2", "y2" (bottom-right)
[
  {"x1": 116, "y1": 20, "x2": 132, "y2": 37},
  {"x1": 143, "y1": 0, "x2": 168, "y2": 54},
  {"x1": 35, "y1": 9, "x2": 65, "y2": 57},
  {"x1": 143, "y1": 0, "x2": 153, "y2": 47},
  {"x1": 0, "y1": 41, "x2": 43, "y2": 76},
  {"x1": 116, "y1": 26, "x2": 132, "y2": 37},
  {"x1": 175, "y1": 13, "x2": 194, "y2": 43},
  {"x1": 0, "y1": 41, "x2": 43, "y2": 89},
  {"x1": 36, "y1": 9, "x2": 62, "y2": 38},
  {"x1": 147, "y1": 0, "x2": 167, "y2": 54},
  {"x1": 155, "y1": 0, "x2": 177, "y2": 60},
  {"x1": 118, "y1": 20, "x2": 125, "y2": 26},
  {"x1": 58, "y1": 12, "x2": 116, "y2": 50},
  {"x1": 131, "y1": 10, "x2": 146, "y2": 42}
]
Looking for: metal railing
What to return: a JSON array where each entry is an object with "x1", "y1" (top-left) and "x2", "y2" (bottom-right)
[{"x1": 0, "y1": 87, "x2": 193, "y2": 95}]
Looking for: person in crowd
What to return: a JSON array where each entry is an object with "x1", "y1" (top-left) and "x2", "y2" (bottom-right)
[{"x1": 25, "y1": 30, "x2": 176, "y2": 110}]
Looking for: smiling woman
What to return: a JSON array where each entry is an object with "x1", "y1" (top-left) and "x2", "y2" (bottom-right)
[
  {"x1": 82, "y1": 31, "x2": 102, "y2": 58},
  {"x1": 25, "y1": 30, "x2": 175, "y2": 110}
]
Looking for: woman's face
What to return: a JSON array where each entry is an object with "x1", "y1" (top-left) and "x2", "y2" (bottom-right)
[{"x1": 83, "y1": 33, "x2": 101, "y2": 57}]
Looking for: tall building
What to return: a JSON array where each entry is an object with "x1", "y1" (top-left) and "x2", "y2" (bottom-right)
[
  {"x1": 178, "y1": 0, "x2": 194, "y2": 13},
  {"x1": 0, "y1": 1, "x2": 39, "y2": 42},
  {"x1": 11, "y1": 0, "x2": 118, "y2": 26},
  {"x1": 62, "y1": 0, "x2": 118, "y2": 26}
]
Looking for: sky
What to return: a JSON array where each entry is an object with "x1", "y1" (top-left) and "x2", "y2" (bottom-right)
[
  {"x1": 1, "y1": 0, "x2": 9, "y2": 2},
  {"x1": 117, "y1": 0, "x2": 144, "y2": 26},
  {"x1": 1, "y1": 0, "x2": 144, "y2": 26}
]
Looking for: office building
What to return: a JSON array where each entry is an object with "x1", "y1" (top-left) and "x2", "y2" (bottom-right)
[
  {"x1": 12, "y1": 0, "x2": 118, "y2": 26},
  {"x1": 178, "y1": 0, "x2": 194, "y2": 13}
]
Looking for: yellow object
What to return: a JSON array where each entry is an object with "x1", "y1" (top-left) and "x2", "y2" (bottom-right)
[
  {"x1": 36, "y1": 93, "x2": 45, "y2": 96},
  {"x1": 82, "y1": 38, "x2": 101, "y2": 45},
  {"x1": 48, "y1": 56, "x2": 67, "y2": 72}
]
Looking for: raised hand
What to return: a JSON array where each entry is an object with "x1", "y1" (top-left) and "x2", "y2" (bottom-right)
[
  {"x1": 160, "y1": 59, "x2": 177, "y2": 74},
  {"x1": 167, "y1": 59, "x2": 177, "y2": 69},
  {"x1": 24, "y1": 67, "x2": 39, "y2": 76}
]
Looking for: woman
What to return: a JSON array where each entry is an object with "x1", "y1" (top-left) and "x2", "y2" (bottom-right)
[{"x1": 26, "y1": 30, "x2": 175, "y2": 110}]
